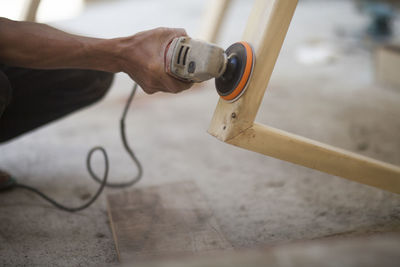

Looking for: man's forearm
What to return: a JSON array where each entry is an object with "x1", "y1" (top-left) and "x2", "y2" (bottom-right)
[
  {"x1": 0, "y1": 19, "x2": 191, "y2": 93},
  {"x1": 0, "y1": 17, "x2": 121, "y2": 72}
]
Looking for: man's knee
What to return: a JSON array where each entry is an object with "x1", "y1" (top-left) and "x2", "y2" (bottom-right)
[{"x1": 86, "y1": 71, "x2": 114, "y2": 103}]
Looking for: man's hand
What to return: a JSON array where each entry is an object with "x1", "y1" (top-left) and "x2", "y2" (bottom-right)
[
  {"x1": 116, "y1": 27, "x2": 193, "y2": 94},
  {"x1": 0, "y1": 18, "x2": 193, "y2": 94}
]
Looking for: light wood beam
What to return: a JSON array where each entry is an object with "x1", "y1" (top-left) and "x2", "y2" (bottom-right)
[
  {"x1": 206, "y1": 0, "x2": 400, "y2": 193},
  {"x1": 208, "y1": 0, "x2": 298, "y2": 141},
  {"x1": 24, "y1": 0, "x2": 41, "y2": 22},
  {"x1": 228, "y1": 123, "x2": 400, "y2": 194},
  {"x1": 199, "y1": 0, "x2": 231, "y2": 43}
]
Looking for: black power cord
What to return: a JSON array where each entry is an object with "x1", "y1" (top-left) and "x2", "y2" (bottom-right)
[{"x1": 13, "y1": 83, "x2": 142, "y2": 212}]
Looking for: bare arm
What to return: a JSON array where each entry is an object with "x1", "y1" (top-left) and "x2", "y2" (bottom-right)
[{"x1": 0, "y1": 17, "x2": 191, "y2": 94}]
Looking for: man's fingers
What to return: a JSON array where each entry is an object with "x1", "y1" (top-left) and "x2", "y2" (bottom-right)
[
  {"x1": 174, "y1": 28, "x2": 187, "y2": 37},
  {"x1": 158, "y1": 27, "x2": 187, "y2": 39},
  {"x1": 141, "y1": 74, "x2": 193, "y2": 94},
  {"x1": 161, "y1": 29, "x2": 192, "y2": 93},
  {"x1": 125, "y1": 27, "x2": 193, "y2": 95},
  {"x1": 166, "y1": 78, "x2": 193, "y2": 93}
]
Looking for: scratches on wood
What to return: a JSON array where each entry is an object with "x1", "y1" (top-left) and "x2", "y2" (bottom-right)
[{"x1": 107, "y1": 181, "x2": 232, "y2": 262}]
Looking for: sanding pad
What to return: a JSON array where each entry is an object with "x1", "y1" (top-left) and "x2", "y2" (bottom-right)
[{"x1": 215, "y1": 42, "x2": 255, "y2": 102}]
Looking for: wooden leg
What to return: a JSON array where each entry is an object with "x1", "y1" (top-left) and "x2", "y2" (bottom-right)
[
  {"x1": 208, "y1": 0, "x2": 298, "y2": 141},
  {"x1": 207, "y1": 0, "x2": 400, "y2": 194},
  {"x1": 24, "y1": 0, "x2": 41, "y2": 22},
  {"x1": 199, "y1": 0, "x2": 231, "y2": 43}
]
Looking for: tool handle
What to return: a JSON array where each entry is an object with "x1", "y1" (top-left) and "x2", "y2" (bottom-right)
[{"x1": 164, "y1": 37, "x2": 227, "y2": 83}]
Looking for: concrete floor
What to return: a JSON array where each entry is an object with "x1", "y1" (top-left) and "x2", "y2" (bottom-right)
[{"x1": 1, "y1": 0, "x2": 400, "y2": 265}]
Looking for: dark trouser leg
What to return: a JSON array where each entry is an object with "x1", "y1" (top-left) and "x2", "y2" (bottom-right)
[
  {"x1": 0, "y1": 67, "x2": 114, "y2": 143},
  {"x1": 0, "y1": 71, "x2": 12, "y2": 119}
]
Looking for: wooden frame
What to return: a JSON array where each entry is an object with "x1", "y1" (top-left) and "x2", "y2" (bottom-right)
[
  {"x1": 199, "y1": 0, "x2": 231, "y2": 43},
  {"x1": 24, "y1": 0, "x2": 41, "y2": 22},
  {"x1": 208, "y1": 0, "x2": 400, "y2": 194}
]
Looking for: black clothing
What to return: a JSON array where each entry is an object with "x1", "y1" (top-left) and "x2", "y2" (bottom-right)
[{"x1": 0, "y1": 65, "x2": 113, "y2": 143}]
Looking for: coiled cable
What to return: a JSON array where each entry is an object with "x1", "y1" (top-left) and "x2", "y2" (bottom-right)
[{"x1": 14, "y1": 83, "x2": 142, "y2": 212}]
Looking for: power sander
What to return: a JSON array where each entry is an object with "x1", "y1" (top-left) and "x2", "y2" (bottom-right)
[
  {"x1": 165, "y1": 37, "x2": 255, "y2": 102},
  {"x1": 0, "y1": 39, "x2": 255, "y2": 211}
]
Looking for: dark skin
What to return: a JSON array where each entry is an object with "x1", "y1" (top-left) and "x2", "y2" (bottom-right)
[{"x1": 0, "y1": 17, "x2": 192, "y2": 94}]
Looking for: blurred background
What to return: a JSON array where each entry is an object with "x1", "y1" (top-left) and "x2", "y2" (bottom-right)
[{"x1": 0, "y1": 0, "x2": 399, "y2": 266}]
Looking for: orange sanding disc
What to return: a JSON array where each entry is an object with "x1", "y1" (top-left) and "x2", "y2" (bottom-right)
[{"x1": 215, "y1": 42, "x2": 255, "y2": 102}]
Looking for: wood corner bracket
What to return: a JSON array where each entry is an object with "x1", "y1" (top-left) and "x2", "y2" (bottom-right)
[{"x1": 206, "y1": 0, "x2": 400, "y2": 194}]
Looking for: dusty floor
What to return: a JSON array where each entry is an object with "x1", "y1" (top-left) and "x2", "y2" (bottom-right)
[{"x1": 1, "y1": 0, "x2": 400, "y2": 266}]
